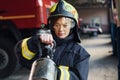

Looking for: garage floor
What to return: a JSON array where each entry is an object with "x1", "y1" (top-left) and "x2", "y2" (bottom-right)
[{"x1": 81, "y1": 34, "x2": 118, "y2": 80}]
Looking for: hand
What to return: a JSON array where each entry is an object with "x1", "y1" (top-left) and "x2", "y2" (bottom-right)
[{"x1": 40, "y1": 33, "x2": 54, "y2": 46}]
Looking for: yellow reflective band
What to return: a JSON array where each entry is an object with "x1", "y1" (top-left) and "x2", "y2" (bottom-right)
[
  {"x1": 21, "y1": 38, "x2": 36, "y2": 60},
  {"x1": 59, "y1": 66, "x2": 70, "y2": 80},
  {"x1": 50, "y1": 3, "x2": 58, "y2": 13}
]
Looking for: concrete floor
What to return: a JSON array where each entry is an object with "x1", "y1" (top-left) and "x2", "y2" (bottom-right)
[
  {"x1": 2, "y1": 34, "x2": 118, "y2": 80},
  {"x1": 81, "y1": 34, "x2": 118, "y2": 80}
]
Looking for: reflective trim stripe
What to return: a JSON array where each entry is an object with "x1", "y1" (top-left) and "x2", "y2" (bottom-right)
[
  {"x1": 21, "y1": 38, "x2": 36, "y2": 60},
  {"x1": 59, "y1": 66, "x2": 70, "y2": 80},
  {"x1": 0, "y1": 14, "x2": 35, "y2": 20}
]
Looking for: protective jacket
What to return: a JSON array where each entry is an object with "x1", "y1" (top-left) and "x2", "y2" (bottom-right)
[{"x1": 16, "y1": 31, "x2": 90, "y2": 80}]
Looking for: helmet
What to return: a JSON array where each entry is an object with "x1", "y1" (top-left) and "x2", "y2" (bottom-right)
[
  {"x1": 48, "y1": 0, "x2": 78, "y2": 25},
  {"x1": 47, "y1": 0, "x2": 81, "y2": 43}
]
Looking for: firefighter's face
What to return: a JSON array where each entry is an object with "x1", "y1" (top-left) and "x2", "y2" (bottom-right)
[{"x1": 53, "y1": 17, "x2": 72, "y2": 39}]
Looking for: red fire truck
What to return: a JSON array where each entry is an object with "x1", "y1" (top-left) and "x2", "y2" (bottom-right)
[{"x1": 0, "y1": 0, "x2": 57, "y2": 78}]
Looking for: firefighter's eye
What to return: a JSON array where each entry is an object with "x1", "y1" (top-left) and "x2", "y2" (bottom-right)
[
  {"x1": 53, "y1": 24, "x2": 60, "y2": 29},
  {"x1": 63, "y1": 24, "x2": 68, "y2": 28},
  {"x1": 54, "y1": 24, "x2": 59, "y2": 27}
]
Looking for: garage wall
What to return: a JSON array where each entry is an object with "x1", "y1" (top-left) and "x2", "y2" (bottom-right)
[{"x1": 77, "y1": 7, "x2": 109, "y2": 33}]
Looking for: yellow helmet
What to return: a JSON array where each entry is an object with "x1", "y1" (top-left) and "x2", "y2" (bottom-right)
[
  {"x1": 48, "y1": 0, "x2": 79, "y2": 24},
  {"x1": 48, "y1": 0, "x2": 81, "y2": 43}
]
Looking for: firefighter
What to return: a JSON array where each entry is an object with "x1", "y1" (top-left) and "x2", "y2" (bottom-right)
[{"x1": 15, "y1": 0, "x2": 90, "y2": 80}]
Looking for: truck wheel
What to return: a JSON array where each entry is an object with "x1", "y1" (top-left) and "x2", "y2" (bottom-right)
[{"x1": 0, "y1": 38, "x2": 17, "y2": 78}]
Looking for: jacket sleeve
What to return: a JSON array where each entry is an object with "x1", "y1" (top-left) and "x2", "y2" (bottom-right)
[
  {"x1": 15, "y1": 35, "x2": 40, "y2": 69},
  {"x1": 57, "y1": 47, "x2": 90, "y2": 80},
  {"x1": 73, "y1": 47, "x2": 90, "y2": 80}
]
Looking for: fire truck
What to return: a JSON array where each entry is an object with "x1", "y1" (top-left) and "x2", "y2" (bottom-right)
[{"x1": 0, "y1": 0, "x2": 57, "y2": 78}]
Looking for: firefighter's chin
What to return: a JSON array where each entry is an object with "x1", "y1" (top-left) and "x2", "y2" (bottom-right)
[{"x1": 57, "y1": 33, "x2": 68, "y2": 39}]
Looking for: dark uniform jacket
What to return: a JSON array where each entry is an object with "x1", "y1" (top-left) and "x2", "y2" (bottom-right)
[{"x1": 16, "y1": 32, "x2": 90, "y2": 80}]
